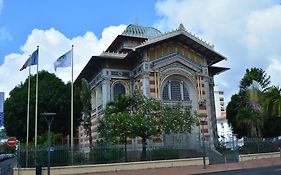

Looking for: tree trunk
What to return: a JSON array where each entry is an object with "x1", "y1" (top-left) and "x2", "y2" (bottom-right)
[
  {"x1": 124, "y1": 135, "x2": 128, "y2": 162},
  {"x1": 88, "y1": 129, "x2": 93, "y2": 149},
  {"x1": 141, "y1": 137, "x2": 147, "y2": 160}
]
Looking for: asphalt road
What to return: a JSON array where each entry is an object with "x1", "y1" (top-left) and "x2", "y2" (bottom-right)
[
  {"x1": 0, "y1": 157, "x2": 17, "y2": 175},
  {"x1": 194, "y1": 165, "x2": 281, "y2": 175}
]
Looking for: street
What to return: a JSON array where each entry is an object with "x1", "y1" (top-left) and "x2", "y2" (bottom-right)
[
  {"x1": 0, "y1": 157, "x2": 17, "y2": 175},
  {"x1": 195, "y1": 165, "x2": 281, "y2": 175}
]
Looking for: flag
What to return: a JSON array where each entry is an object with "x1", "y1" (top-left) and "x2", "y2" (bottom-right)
[
  {"x1": 20, "y1": 49, "x2": 38, "y2": 71},
  {"x1": 54, "y1": 50, "x2": 72, "y2": 71}
]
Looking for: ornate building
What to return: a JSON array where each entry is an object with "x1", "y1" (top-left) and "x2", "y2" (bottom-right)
[{"x1": 76, "y1": 24, "x2": 228, "y2": 149}]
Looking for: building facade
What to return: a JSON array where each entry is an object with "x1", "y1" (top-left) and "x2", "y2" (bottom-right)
[
  {"x1": 76, "y1": 24, "x2": 228, "y2": 149},
  {"x1": 214, "y1": 90, "x2": 234, "y2": 147}
]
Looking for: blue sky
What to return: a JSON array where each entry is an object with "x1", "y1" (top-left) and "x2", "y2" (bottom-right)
[
  {"x1": 0, "y1": 0, "x2": 158, "y2": 64},
  {"x1": 0, "y1": 0, "x2": 281, "y2": 104}
]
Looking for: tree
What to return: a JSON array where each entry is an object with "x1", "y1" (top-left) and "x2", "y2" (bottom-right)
[
  {"x1": 98, "y1": 91, "x2": 198, "y2": 160},
  {"x1": 226, "y1": 94, "x2": 248, "y2": 138},
  {"x1": 227, "y1": 68, "x2": 269, "y2": 138},
  {"x1": 227, "y1": 67, "x2": 281, "y2": 138},
  {"x1": 80, "y1": 78, "x2": 93, "y2": 148},
  {"x1": 4, "y1": 71, "x2": 82, "y2": 143},
  {"x1": 98, "y1": 94, "x2": 133, "y2": 161},
  {"x1": 131, "y1": 95, "x2": 162, "y2": 160},
  {"x1": 262, "y1": 86, "x2": 281, "y2": 137},
  {"x1": 262, "y1": 86, "x2": 281, "y2": 118},
  {"x1": 240, "y1": 67, "x2": 270, "y2": 92}
]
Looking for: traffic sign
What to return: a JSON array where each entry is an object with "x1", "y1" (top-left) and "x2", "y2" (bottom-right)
[{"x1": 7, "y1": 137, "x2": 17, "y2": 147}]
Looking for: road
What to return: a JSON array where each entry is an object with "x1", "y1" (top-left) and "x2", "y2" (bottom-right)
[
  {"x1": 195, "y1": 165, "x2": 281, "y2": 175},
  {"x1": 0, "y1": 157, "x2": 17, "y2": 175}
]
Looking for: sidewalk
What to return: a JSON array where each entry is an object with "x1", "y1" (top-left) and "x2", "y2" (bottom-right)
[{"x1": 82, "y1": 157, "x2": 281, "y2": 175}]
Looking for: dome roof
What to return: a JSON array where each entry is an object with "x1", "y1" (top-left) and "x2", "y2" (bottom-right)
[{"x1": 122, "y1": 24, "x2": 162, "y2": 38}]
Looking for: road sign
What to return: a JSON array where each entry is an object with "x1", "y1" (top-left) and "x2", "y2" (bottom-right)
[
  {"x1": 47, "y1": 147, "x2": 55, "y2": 152},
  {"x1": 7, "y1": 137, "x2": 17, "y2": 147}
]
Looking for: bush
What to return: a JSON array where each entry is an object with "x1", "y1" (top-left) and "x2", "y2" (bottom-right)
[
  {"x1": 239, "y1": 140, "x2": 275, "y2": 154},
  {"x1": 150, "y1": 147, "x2": 180, "y2": 160},
  {"x1": 89, "y1": 145, "x2": 124, "y2": 164}
]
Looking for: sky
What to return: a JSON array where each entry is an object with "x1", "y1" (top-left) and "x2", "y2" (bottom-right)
[{"x1": 0, "y1": 0, "x2": 281, "y2": 104}]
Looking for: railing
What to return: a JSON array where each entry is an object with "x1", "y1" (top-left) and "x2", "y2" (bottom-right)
[
  {"x1": 100, "y1": 51, "x2": 127, "y2": 58},
  {"x1": 17, "y1": 143, "x2": 203, "y2": 168},
  {"x1": 162, "y1": 100, "x2": 192, "y2": 107}
]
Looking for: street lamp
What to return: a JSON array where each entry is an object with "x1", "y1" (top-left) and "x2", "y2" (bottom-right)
[{"x1": 41, "y1": 112, "x2": 56, "y2": 175}]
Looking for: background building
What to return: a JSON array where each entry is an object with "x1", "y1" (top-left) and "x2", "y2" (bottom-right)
[
  {"x1": 214, "y1": 89, "x2": 234, "y2": 147},
  {"x1": 75, "y1": 24, "x2": 228, "y2": 150}
]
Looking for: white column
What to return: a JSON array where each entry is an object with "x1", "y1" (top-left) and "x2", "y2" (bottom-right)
[
  {"x1": 168, "y1": 81, "x2": 171, "y2": 100},
  {"x1": 102, "y1": 78, "x2": 111, "y2": 109},
  {"x1": 142, "y1": 72, "x2": 150, "y2": 97},
  {"x1": 180, "y1": 81, "x2": 184, "y2": 100}
]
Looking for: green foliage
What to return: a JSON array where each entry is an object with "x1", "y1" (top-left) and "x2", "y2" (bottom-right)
[
  {"x1": 226, "y1": 94, "x2": 248, "y2": 138},
  {"x1": 80, "y1": 78, "x2": 93, "y2": 147},
  {"x1": 4, "y1": 71, "x2": 82, "y2": 142},
  {"x1": 98, "y1": 94, "x2": 134, "y2": 144},
  {"x1": 98, "y1": 91, "x2": 198, "y2": 160},
  {"x1": 36, "y1": 148, "x2": 69, "y2": 166},
  {"x1": 0, "y1": 143, "x2": 16, "y2": 153},
  {"x1": 150, "y1": 147, "x2": 180, "y2": 160},
  {"x1": 162, "y1": 104, "x2": 199, "y2": 133},
  {"x1": 239, "y1": 140, "x2": 275, "y2": 154},
  {"x1": 37, "y1": 132, "x2": 63, "y2": 145},
  {"x1": 239, "y1": 67, "x2": 270, "y2": 92},
  {"x1": 236, "y1": 107, "x2": 260, "y2": 137},
  {"x1": 227, "y1": 67, "x2": 281, "y2": 138},
  {"x1": 89, "y1": 143, "x2": 124, "y2": 164}
]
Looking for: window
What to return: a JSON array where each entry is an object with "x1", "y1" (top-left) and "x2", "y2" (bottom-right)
[
  {"x1": 162, "y1": 78, "x2": 190, "y2": 101},
  {"x1": 113, "y1": 83, "x2": 125, "y2": 101},
  {"x1": 220, "y1": 123, "x2": 224, "y2": 129}
]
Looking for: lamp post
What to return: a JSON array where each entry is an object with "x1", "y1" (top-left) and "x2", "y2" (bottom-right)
[{"x1": 41, "y1": 112, "x2": 56, "y2": 175}]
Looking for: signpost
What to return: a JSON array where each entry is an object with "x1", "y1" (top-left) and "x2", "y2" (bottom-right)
[{"x1": 7, "y1": 137, "x2": 17, "y2": 147}]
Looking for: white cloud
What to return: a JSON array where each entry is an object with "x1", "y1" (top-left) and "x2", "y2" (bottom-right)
[
  {"x1": 0, "y1": 25, "x2": 126, "y2": 97},
  {"x1": 0, "y1": 27, "x2": 12, "y2": 40},
  {"x1": 0, "y1": 0, "x2": 3, "y2": 13},
  {"x1": 267, "y1": 57, "x2": 281, "y2": 86},
  {"x1": 154, "y1": 0, "x2": 281, "y2": 103}
]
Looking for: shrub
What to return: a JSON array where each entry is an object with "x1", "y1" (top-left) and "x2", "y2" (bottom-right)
[
  {"x1": 89, "y1": 145, "x2": 124, "y2": 164},
  {"x1": 150, "y1": 147, "x2": 180, "y2": 160}
]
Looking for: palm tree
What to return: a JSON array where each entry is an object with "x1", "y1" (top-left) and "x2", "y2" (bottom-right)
[
  {"x1": 102, "y1": 94, "x2": 133, "y2": 161},
  {"x1": 261, "y1": 86, "x2": 281, "y2": 137},
  {"x1": 235, "y1": 67, "x2": 271, "y2": 138},
  {"x1": 236, "y1": 107, "x2": 260, "y2": 137},
  {"x1": 262, "y1": 86, "x2": 281, "y2": 118},
  {"x1": 80, "y1": 78, "x2": 93, "y2": 148}
]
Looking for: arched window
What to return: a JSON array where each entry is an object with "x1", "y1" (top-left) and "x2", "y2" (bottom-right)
[
  {"x1": 113, "y1": 83, "x2": 125, "y2": 100},
  {"x1": 162, "y1": 78, "x2": 190, "y2": 101}
]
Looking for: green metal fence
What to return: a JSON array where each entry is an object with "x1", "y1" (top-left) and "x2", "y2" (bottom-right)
[{"x1": 18, "y1": 144, "x2": 204, "y2": 168}]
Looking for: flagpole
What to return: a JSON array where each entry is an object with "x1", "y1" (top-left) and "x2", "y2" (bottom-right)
[
  {"x1": 71, "y1": 45, "x2": 74, "y2": 164},
  {"x1": 26, "y1": 66, "x2": 31, "y2": 167},
  {"x1": 35, "y1": 46, "x2": 39, "y2": 148}
]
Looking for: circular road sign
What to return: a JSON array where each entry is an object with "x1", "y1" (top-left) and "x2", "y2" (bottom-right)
[{"x1": 7, "y1": 137, "x2": 17, "y2": 147}]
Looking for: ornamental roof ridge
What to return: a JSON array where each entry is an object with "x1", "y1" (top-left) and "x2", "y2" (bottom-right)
[
  {"x1": 136, "y1": 24, "x2": 214, "y2": 51},
  {"x1": 100, "y1": 51, "x2": 127, "y2": 58}
]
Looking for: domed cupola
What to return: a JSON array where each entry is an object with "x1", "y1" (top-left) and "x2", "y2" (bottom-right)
[{"x1": 121, "y1": 24, "x2": 162, "y2": 38}]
